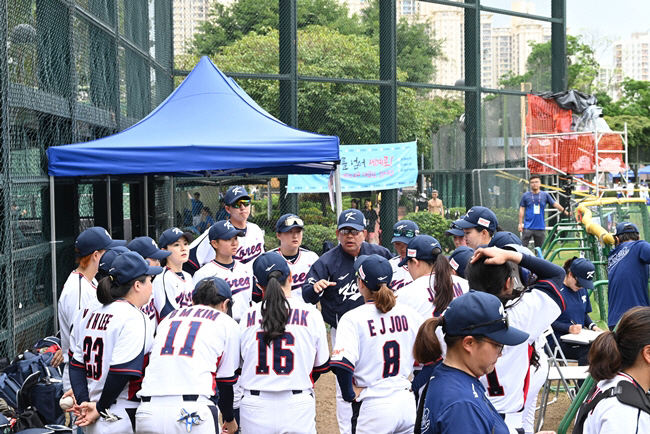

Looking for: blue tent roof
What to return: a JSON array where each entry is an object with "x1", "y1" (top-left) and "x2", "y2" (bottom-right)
[
  {"x1": 47, "y1": 57, "x2": 340, "y2": 177},
  {"x1": 639, "y1": 166, "x2": 650, "y2": 175}
]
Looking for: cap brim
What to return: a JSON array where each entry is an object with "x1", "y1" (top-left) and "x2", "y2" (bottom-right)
[
  {"x1": 227, "y1": 194, "x2": 251, "y2": 205},
  {"x1": 277, "y1": 224, "x2": 303, "y2": 233},
  {"x1": 576, "y1": 276, "x2": 594, "y2": 290},
  {"x1": 452, "y1": 218, "x2": 476, "y2": 229},
  {"x1": 150, "y1": 250, "x2": 173, "y2": 259},
  {"x1": 485, "y1": 326, "x2": 529, "y2": 346},
  {"x1": 398, "y1": 257, "x2": 409, "y2": 267},
  {"x1": 444, "y1": 228, "x2": 465, "y2": 237},
  {"x1": 338, "y1": 223, "x2": 365, "y2": 231},
  {"x1": 147, "y1": 265, "x2": 164, "y2": 275},
  {"x1": 391, "y1": 236, "x2": 412, "y2": 244},
  {"x1": 106, "y1": 239, "x2": 127, "y2": 250},
  {"x1": 181, "y1": 232, "x2": 194, "y2": 243}
]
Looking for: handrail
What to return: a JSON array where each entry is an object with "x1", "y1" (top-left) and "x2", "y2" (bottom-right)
[{"x1": 576, "y1": 198, "x2": 647, "y2": 245}]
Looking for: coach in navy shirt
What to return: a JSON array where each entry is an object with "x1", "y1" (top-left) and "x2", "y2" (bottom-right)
[
  {"x1": 607, "y1": 222, "x2": 650, "y2": 329},
  {"x1": 518, "y1": 174, "x2": 568, "y2": 248}
]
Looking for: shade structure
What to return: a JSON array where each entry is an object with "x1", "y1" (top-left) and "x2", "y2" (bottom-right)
[{"x1": 47, "y1": 56, "x2": 340, "y2": 177}]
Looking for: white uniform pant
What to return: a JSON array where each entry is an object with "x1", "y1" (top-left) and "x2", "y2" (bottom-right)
[
  {"x1": 82, "y1": 398, "x2": 138, "y2": 434},
  {"x1": 522, "y1": 349, "x2": 549, "y2": 434},
  {"x1": 240, "y1": 389, "x2": 315, "y2": 434},
  {"x1": 135, "y1": 396, "x2": 219, "y2": 434},
  {"x1": 349, "y1": 389, "x2": 415, "y2": 434}
]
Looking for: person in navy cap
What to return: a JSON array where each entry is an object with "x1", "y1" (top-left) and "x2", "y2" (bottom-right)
[
  {"x1": 331, "y1": 254, "x2": 424, "y2": 434},
  {"x1": 57, "y1": 227, "x2": 125, "y2": 386},
  {"x1": 607, "y1": 222, "x2": 650, "y2": 329},
  {"x1": 396, "y1": 235, "x2": 469, "y2": 318},
  {"x1": 389, "y1": 220, "x2": 420, "y2": 291},
  {"x1": 448, "y1": 246, "x2": 474, "y2": 279},
  {"x1": 416, "y1": 290, "x2": 529, "y2": 434},
  {"x1": 97, "y1": 246, "x2": 131, "y2": 280},
  {"x1": 185, "y1": 185, "x2": 265, "y2": 275},
  {"x1": 444, "y1": 223, "x2": 467, "y2": 249},
  {"x1": 453, "y1": 206, "x2": 499, "y2": 249},
  {"x1": 128, "y1": 236, "x2": 171, "y2": 267},
  {"x1": 266, "y1": 214, "x2": 319, "y2": 302},
  {"x1": 302, "y1": 209, "x2": 392, "y2": 433},
  {"x1": 550, "y1": 257, "x2": 601, "y2": 365},
  {"x1": 487, "y1": 231, "x2": 522, "y2": 249}
]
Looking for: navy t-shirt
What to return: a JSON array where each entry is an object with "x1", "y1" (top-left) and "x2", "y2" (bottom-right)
[
  {"x1": 519, "y1": 191, "x2": 555, "y2": 230},
  {"x1": 607, "y1": 240, "x2": 650, "y2": 327},
  {"x1": 552, "y1": 284, "x2": 592, "y2": 338},
  {"x1": 420, "y1": 363, "x2": 509, "y2": 434}
]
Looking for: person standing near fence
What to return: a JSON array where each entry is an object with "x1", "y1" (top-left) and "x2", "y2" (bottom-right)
[
  {"x1": 362, "y1": 199, "x2": 379, "y2": 244},
  {"x1": 518, "y1": 174, "x2": 569, "y2": 248},
  {"x1": 389, "y1": 220, "x2": 419, "y2": 291},
  {"x1": 427, "y1": 190, "x2": 444, "y2": 217},
  {"x1": 415, "y1": 193, "x2": 428, "y2": 213}
]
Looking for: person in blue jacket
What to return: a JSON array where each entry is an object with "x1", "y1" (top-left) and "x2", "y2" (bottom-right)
[
  {"x1": 416, "y1": 290, "x2": 529, "y2": 434},
  {"x1": 550, "y1": 257, "x2": 602, "y2": 365},
  {"x1": 607, "y1": 222, "x2": 650, "y2": 330}
]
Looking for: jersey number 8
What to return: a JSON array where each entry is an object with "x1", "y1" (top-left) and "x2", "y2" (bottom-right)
[{"x1": 255, "y1": 331, "x2": 295, "y2": 375}]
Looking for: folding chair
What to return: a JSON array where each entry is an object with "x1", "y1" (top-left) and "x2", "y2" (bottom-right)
[{"x1": 535, "y1": 327, "x2": 590, "y2": 431}]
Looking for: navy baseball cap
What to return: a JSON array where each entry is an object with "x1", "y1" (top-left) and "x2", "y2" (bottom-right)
[
  {"x1": 195, "y1": 276, "x2": 233, "y2": 302},
  {"x1": 209, "y1": 220, "x2": 245, "y2": 241},
  {"x1": 128, "y1": 236, "x2": 172, "y2": 260},
  {"x1": 109, "y1": 251, "x2": 163, "y2": 285},
  {"x1": 337, "y1": 209, "x2": 366, "y2": 231},
  {"x1": 158, "y1": 227, "x2": 194, "y2": 248},
  {"x1": 443, "y1": 290, "x2": 529, "y2": 346},
  {"x1": 569, "y1": 258, "x2": 595, "y2": 290},
  {"x1": 391, "y1": 220, "x2": 420, "y2": 244},
  {"x1": 444, "y1": 224, "x2": 464, "y2": 238},
  {"x1": 614, "y1": 222, "x2": 639, "y2": 235},
  {"x1": 355, "y1": 254, "x2": 393, "y2": 291},
  {"x1": 276, "y1": 214, "x2": 304, "y2": 233},
  {"x1": 75, "y1": 227, "x2": 126, "y2": 257},
  {"x1": 224, "y1": 186, "x2": 251, "y2": 205},
  {"x1": 398, "y1": 235, "x2": 442, "y2": 267},
  {"x1": 99, "y1": 246, "x2": 130, "y2": 273},
  {"x1": 488, "y1": 232, "x2": 522, "y2": 248},
  {"x1": 453, "y1": 206, "x2": 498, "y2": 233},
  {"x1": 448, "y1": 246, "x2": 474, "y2": 279},
  {"x1": 253, "y1": 252, "x2": 291, "y2": 287}
]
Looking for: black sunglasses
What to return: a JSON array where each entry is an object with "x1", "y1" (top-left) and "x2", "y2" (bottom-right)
[
  {"x1": 393, "y1": 229, "x2": 419, "y2": 238},
  {"x1": 460, "y1": 316, "x2": 508, "y2": 332}
]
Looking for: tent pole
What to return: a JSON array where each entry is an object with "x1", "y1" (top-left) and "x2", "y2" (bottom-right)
[
  {"x1": 335, "y1": 165, "x2": 343, "y2": 219},
  {"x1": 267, "y1": 180, "x2": 272, "y2": 219},
  {"x1": 106, "y1": 175, "x2": 112, "y2": 235},
  {"x1": 144, "y1": 176, "x2": 149, "y2": 237},
  {"x1": 169, "y1": 177, "x2": 174, "y2": 230},
  {"x1": 49, "y1": 176, "x2": 59, "y2": 334}
]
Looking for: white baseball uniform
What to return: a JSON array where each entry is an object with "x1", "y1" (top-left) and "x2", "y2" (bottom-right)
[
  {"x1": 582, "y1": 373, "x2": 650, "y2": 434},
  {"x1": 522, "y1": 335, "x2": 549, "y2": 434},
  {"x1": 141, "y1": 267, "x2": 194, "y2": 325},
  {"x1": 331, "y1": 302, "x2": 423, "y2": 434},
  {"x1": 193, "y1": 260, "x2": 253, "y2": 323},
  {"x1": 268, "y1": 247, "x2": 319, "y2": 302},
  {"x1": 70, "y1": 300, "x2": 153, "y2": 434},
  {"x1": 136, "y1": 305, "x2": 240, "y2": 434},
  {"x1": 388, "y1": 256, "x2": 413, "y2": 291},
  {"x1": 190, "y1": 222, "x2": 265, "y2": 268},
  {"x1": 478, "y1": 289, "x2": 561, "y2": 431},
  {"x1": 396, "y1": 273, "x2": 469, "y2": 318},
  {"x1": 238, "y1": 298, "x2": 330, "y2": 434},
  {"x1": 58, "y1": 271, "x2": 97, "y2": 390}
]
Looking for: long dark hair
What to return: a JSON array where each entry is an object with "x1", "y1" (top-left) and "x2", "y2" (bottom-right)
[
  {"x1": 465, "y1": 257, "x2": 524, "y2": 305},
  {"x1": 589, "y1": 307, "x2": 650, "y2": 381},
  {"x1": 413, "y1": 317, "x2": 443, "y2": 364},
  {"x1": 432, "y1": 255, "x2": 455, "y2": 314},
  {"x1": 261, "y1": 270, "x2": 290, "y2": 346},
  {"x1": 562, "y1": 256, "x2": 578, "y2": 278},
  {"x1": 97, "y1": 275, "x2": 148, "y2": 305}
]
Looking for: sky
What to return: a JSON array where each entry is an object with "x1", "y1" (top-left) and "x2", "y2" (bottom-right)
[{"x1": 485, "y1": 0, "x2": 650, "y2": 67}]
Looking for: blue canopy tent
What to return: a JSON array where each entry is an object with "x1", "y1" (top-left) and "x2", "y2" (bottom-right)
[
  {"x1": 46, "y1": 56, "x2": 341, "y2": 331},
  {"x1": 638, "y1": 166, "x2": 650, "y2": 175}
]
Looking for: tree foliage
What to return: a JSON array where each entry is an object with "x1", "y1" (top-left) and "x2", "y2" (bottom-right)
[
  {"x1": 499, "y1": 35, "x2": 599, "y2": 93},
  {"x1": 598, "y1": 79, "x2": 650, "y2": 148}
]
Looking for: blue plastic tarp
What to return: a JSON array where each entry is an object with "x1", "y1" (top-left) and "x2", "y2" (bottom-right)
[{"x1": 47, "y1": 57, "x2": 340, "y2": 177}]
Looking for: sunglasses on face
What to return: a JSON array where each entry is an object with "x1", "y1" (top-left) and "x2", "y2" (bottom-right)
[
  {"x1": 393, "y1": 229, "x2": 419, "y2": 238},
  {"x1": 340, "y1": 228, "x2": 362, "y2": 236},
  {"x1": 232, "y1": 199, "x2": 251, "y2": 209},
  {"x1": 283, "y1": 216, "x2": 304, "y2": 227},
  {"x1": 460, "y1": 316, "x2": 509, "y2": 332}
]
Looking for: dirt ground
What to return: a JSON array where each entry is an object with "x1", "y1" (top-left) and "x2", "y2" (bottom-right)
[{"x1": 314, "y1": 370, "x2": 574, "y2": 434}]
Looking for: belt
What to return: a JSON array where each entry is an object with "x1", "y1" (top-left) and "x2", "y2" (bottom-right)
[
  {"x1": 141, "y1": 395, "x2": 199, "y2": 402},
  {"x1": 249, "y1": 390, "x2": 303, "y2": 396}
]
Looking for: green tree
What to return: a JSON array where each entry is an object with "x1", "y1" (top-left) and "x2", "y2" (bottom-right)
[
  {"x1": 599, "y1": 79, "x2": 650, "y2": 148},
  {"x1": 499, "y1": 35, "x2": 599, "y2": 92}
]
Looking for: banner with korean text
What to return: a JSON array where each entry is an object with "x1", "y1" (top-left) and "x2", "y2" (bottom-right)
[{"x1": 287, "y1": 141, "x2": 417, "y2": 193}]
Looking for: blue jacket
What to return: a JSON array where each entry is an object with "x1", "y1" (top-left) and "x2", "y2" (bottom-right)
[
  {"x1": 302, "y1": 243, "x2": 393, "y2": 327},
  {"x1": 607, "y1": 240, "x2": 650, "y2": 327}
]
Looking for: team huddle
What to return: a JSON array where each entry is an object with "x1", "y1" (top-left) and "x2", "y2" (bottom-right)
[{"x1": 55, "y1": 186, "x2": 650, "y2": 434}]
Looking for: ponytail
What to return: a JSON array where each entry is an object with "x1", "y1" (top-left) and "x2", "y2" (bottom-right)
[
  {"x1": 97, "y1": 275, "x2": 147, "y2": 305},
  {"x1": 562, "y1": 256, "x2": 578, "y2": 274},
  {"x1": 589, "y1": 307, "x2": 650, "y2": 381},
  {"x1": 373, "y1": 284, "x2": 396, "y2": 314},
  {"x1": 413, "y1": 317, "x2": 443, "y2": 364},
  {"x1": 432, "y1": 255, "x2": 454, "y2": 314},
  {"x1": 261, "y1": 270, "x2": 290, "y2": 346}
]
